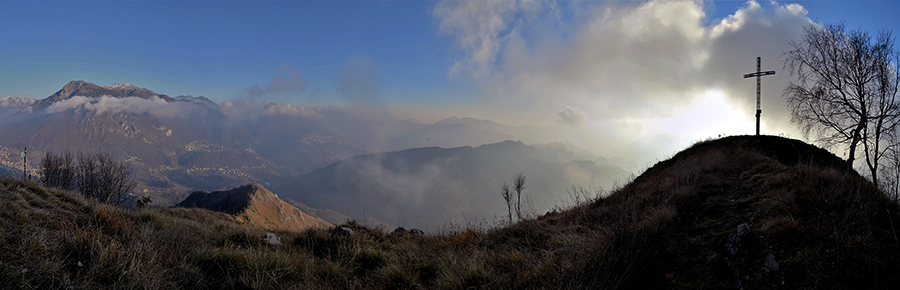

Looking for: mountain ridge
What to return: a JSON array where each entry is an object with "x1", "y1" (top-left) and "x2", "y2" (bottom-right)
[
  {"x1": 3, "y1": 80, "x2": 614, "y2": 216},
  {"x1": 34, "y1": 80, "x2": 173, "y2": 110},
  {"x1": 176, "y1": 182, "x2": 330, "y2": 232}
]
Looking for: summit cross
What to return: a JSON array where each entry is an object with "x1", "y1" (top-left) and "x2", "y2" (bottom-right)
[{"x1": 743, "y1": 57, "x2": 776, "y2": 136}]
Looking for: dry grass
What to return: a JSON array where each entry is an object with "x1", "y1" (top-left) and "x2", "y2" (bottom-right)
[{"x1": 2, "y1": 135, "x2": 899, "y2": 289}]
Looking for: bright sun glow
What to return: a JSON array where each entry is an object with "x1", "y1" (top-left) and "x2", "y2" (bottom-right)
[{"x1": 651, "y1": 89, "x2": 754, "y2": 140}]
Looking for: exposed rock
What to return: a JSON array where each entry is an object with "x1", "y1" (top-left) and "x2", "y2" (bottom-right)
[
  {"x1": 332, "y1": 226, "x2": 354, "y2": 237},
  {"x1": 265, "y1": 232, "x2": 283, "y2": 247},
  {"x1": 725, "y1": 223, "x2": 753, "y2": 255}
]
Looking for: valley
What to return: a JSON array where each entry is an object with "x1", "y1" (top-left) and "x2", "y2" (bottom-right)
[{"x1": 0, "y1": 81, "x2": 631, "y2": 230}]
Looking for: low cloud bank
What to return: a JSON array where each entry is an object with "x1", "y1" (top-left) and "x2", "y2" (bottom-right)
[{"x1": 45, "y1": 95, "x2": 192, "y2": 117}]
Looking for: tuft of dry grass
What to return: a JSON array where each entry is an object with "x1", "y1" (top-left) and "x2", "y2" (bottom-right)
[{"x1": 2, "y1": 135, "x2": 900, "y2": 289}]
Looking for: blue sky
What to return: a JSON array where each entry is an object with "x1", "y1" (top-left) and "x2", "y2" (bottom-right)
[
  {"x1": 2, "y1": 1, "x2": 896, "y2": 103},
  {"x1": 2, "y1": 0, "x2": 899, "y2": 162},
  {"x1": 1, "y1": 1, "x2": 466, "y2": 105}
]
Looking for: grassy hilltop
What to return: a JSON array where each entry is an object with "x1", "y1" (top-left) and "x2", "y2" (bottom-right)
[{"x1": 1, "y1": 135, "x2": 899, "y2": 289}]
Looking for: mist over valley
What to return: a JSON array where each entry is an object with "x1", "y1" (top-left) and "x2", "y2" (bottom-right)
[{"x1": 1, "y1": 80, "x2": 631, "y2": 229}]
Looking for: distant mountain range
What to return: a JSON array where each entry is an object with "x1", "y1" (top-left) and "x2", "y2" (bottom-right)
[
  {"x1": 1, "y1": 80, "x2": 630, "y2": 229},
  {"x1": 275, "y1": 140, "x2": 630, "y2": 230},
  {"x1": 2, "y1": 81, "x2": 313, "y2": 204}
]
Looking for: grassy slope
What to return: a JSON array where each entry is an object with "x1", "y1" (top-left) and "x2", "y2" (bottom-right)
[{"x1": 1, "y1": 135, "x2": 899, "y2": 289}]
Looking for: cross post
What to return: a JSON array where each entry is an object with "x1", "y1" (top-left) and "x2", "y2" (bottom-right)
[{"x1": 743, "y1": 57, "x2": 776, "y2": 135}]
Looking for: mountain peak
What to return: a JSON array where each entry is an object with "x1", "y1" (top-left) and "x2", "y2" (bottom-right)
[
  {"x1": 62, "y1": 80, "x2": 91, "y2": 89},
  {"x1": 35, "y1": 80, "x2": 173, "y2": 110},
  {"x1": 104, "y1": 83, "x2": 139, "y2": 91},
  {"x1": 174, "y1": 95, "x2": 216, "y2": 106},
  {"x1": 176, "y1": 183, "x2": 330, "y2": 232}
]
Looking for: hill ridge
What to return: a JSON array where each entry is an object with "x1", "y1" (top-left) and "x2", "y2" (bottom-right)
[
  {"x1": 177, "y1": 182, "x2": 330, "y2": 232},
  {"x1": 1, "y1": 135, "x2": 899, "y2": 289}
]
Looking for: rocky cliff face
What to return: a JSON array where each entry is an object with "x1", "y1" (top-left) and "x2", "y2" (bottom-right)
[{"x1": 177, "y1": 183, "x2": 330, "y2": 232}]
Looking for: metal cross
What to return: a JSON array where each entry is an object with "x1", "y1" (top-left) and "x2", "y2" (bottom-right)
[{"x1": 743, "y1": 57, "x2": 775, "y2": 136}]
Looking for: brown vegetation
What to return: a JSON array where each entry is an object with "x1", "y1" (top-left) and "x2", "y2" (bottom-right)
[
  {"x1": 1, "y1": 135, "x2": 899, "y2": 289},
  {"x1": 176, "y1": 183, "x2": 331, "y2": 232},
  {"x1": 40, "y1": 150, "x2": 137, "y2": 206}
]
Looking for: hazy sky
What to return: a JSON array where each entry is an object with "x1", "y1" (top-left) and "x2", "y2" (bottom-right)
[{"x1": 2, "y1": 0, "x2": 898, "y2": 166}]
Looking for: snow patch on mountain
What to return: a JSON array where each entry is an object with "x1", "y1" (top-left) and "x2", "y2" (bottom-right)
[
  {"x1": 104, "y1": 83, "x2": 140, "y2": 91},
  {"x1": 0, "y1": 95, "x2": 37, "y2": 114}
]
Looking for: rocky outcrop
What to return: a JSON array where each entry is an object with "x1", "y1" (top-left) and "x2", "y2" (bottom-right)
[{"x1": 177, "y1": 183, "x2": 330, "y2": 232}]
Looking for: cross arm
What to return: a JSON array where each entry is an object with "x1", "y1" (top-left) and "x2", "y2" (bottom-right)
[{"x1": 743, "y1": 71, "x2": 776, "y2": 78}]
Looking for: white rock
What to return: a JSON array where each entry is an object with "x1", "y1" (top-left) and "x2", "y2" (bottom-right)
[{"x1": 265, "y1": 232, "x2": 283, "y2": 246}]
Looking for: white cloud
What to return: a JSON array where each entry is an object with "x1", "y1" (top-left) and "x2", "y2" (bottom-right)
[
  {"x1": 263, "y1": 103, "x2": 321, "y2": 117},
  {"x1": 434, "y1": 0, "x2": 518, "y2": 77},
  {"x1": 435, "y1": 0, "x2": 814, "y2": 164},
  {"x1": 219, "y1": 100, "x2": 323, "y2": 120},
  {"x1": 45, "y1": 95, "x2": 191, "y2": 117},
  {"x1": 434, "y1": 0, "x2": 559, "y2": 78}
]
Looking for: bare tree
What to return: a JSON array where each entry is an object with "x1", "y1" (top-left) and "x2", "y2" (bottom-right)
[
  {"x1": 514, "y1": 173, "x2": 526, "y2": 220},
  {"x1": 93, "y1": 152, "x2": 137, "y2": 206},
  {"x1": 501, "y1": 182, "x2": 512, "y2": 224},
  {"x1": 783, "y1": 23, "x2": 900, "y2": 186},
  {"x1": 41, "y1": 150, "x2": 137, "y2": 206},
  {"x1": 863, "y1": 31, "x2": 900, "y2": 188},
  {"x1": 40, "y1": 151, "x2": 76, "y2": 190},
  {"x1": 77, "y1": 151, "x2": 102, "y2": 201},
  {"x1": 883, "y1": 145, "x2": 900, "y2": 201}
]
